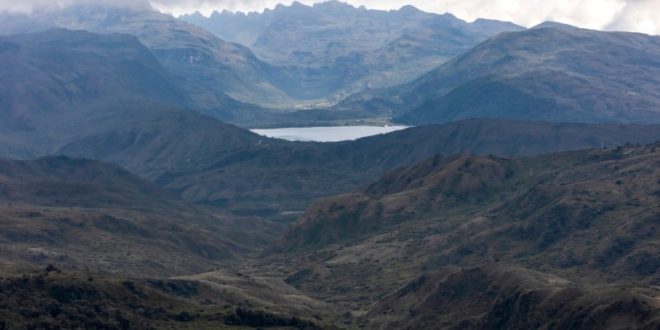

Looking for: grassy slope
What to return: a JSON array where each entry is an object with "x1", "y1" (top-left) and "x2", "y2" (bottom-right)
[
  {"x1": 0, "y1": 265, "x2": 323, "y2": 329},
  {"x1": 0, "y1": 156, "x2": 275, "y2": 277},
  {"x1": 247, "y1": 143, "x2": 660, "y2": 328}
]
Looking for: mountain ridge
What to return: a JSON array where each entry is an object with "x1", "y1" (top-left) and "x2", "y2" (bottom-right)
[
  {"x1": 181, "y1": 0, "x2": 523, "y2": 105},
  {"x1": 388, "y1": 26, "x2": 660, "y2": 125}
]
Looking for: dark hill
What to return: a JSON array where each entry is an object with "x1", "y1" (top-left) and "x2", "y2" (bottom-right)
[
  {"x1": 0, "y1": 156, "x2": 270, "y2": 277},
  {"x1": 277, "y1": 144, "x2": 660, "y2": 275},
  {"x1": 0, "y1": 156, "x2": 178, "y2": 209},
  {"x1": 364, "y1": 265, "x2": 660, "y2": 329},
  {"x1": 0, "y1": 5, "x2": 294, "y2": 112},
  {"x1": 0, "y1": 29, "x2": 263, "y2": 160},
  {"x1": 0, "y1": 267, "x2": 322, "y2": 329},
  {"x1": 0, "y1": 29, "x2": 187, "y2": 132},
  {"x1": 261, "y1": 143, "x2": 660, "y2": 328},
  {"x1": 136, "y1": 120, "x2": 659, "y2": 217},
  {"x1": 0, "y1": 30, "x2": 658, "y2": 219},
  {"x1": 367, "y1": 26, "x2": 660, "y2": 125}
]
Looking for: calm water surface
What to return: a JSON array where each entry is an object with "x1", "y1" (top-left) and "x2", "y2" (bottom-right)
[{"x1": 251, "y1": 126, "x2": 410, "y2": 142}]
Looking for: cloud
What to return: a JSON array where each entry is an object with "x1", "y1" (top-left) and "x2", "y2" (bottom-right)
[
  {"x1": 606, "y1": 0, "x2": 660, "y2": 35},
  {"x1": 0, "y1": 0, "x2": 150, "y2": 14},
  {"x1": 147, "y1": 0, "x2": 659, "y2": 35},
  {"x1": 0, "y1": 0, "x2": 657, "y2": 35},
  {"x1": 146, "y1": 0, "x2": 441, "y2": 16},
  {"x1": 432, "y1": 0, "x2": 659, "y2": 35},
  {"x1": 434, "y1": 0, "x2": 627, "y2": 29}
]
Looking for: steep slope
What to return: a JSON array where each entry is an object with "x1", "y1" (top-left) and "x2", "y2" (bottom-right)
[
  {"x1": 276, "y1": 154, "x2": 522, "y2": 251},
  {"x1": 249, "y1": 143, "x2": 660, "y2": 328},
  {"x1": 278, "y1": 144, "x2": 660, "y2": 280},
  {"x1": 0, "y1": 29, "x2": 264, "y2": 161},
  {"x1": 182, "y1": 1, "x2": 523, "y2": 104},
  {"x1": 1, "y1": 30, "x2": 658, "y2": 220},
  {"x1": 391, "y1": 25, "x2": 660, "y2": 124},
  {"x1": 0, "y1": 266, "x2": 325, "y2": 329},
  {"x1": 0, "y1": 4, "x2": 293, "y2": 111},
  {"x1": 363, "y1": 265, "x2": 660, "y2": 329},
  {"x1": 0, "y1": 156, "x2": 270, "y2": 277},
  {"x1": 0, "y1": 28, "x2": 187, "y2": 133},
  {"x1": 135, "y1": 120, "x2": 659, "y2": 217}
]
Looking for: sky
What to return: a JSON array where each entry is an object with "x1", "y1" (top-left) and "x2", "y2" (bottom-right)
[{"x1": 0, "y1": 0, "x2": 658, "y2": 35}]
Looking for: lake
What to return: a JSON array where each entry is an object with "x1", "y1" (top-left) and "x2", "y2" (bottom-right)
[{"x1": 250, "y1": 126, "x2": 410, "y2": 142}]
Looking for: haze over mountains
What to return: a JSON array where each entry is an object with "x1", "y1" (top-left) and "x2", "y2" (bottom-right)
[
  {"x1": 392, "y1": 24, "x2": 660, "y2": 125},
  {"x1": 182, "y1": 1, "x2": 522, "y2": 105},
  {"x1": 2, "y1": 1, "x2": 659, "y2": 127},
  {"x1": 3, "y1": 28, "x2": 657, "y2": 218},
  {"x1": 0, "y1": 1, "x2": 659, "y2": 328}
]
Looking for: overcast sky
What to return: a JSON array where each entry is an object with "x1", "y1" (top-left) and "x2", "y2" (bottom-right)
[{"x1": 1, "y1": 0, "x2": 658, "y2": 35}]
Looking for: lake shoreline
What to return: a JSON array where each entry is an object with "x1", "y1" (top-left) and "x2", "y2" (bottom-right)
[{"x1": 251, "y1": 125, "x2": 411, "y2": 142}]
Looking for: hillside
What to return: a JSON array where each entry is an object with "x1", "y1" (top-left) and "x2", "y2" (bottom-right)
[
  {"x1": 1, "y1": 145, "x2": 657, "y2": 328},
  {"x1": 0, "y1": 4, "x2": 296, "y2": 112},
  {"x1": 0, "y1": 29, "x2": 187, "y2": 133},
  {"x1": 338, "y1": 25, "x2": 660, "y2": 125},
  {"x1": 1, "y1": 30, "x2": 658, "y2": 220},
  {"x1": 249, "y1": 143, "x2": 660, "y2": 328},
  {"x1": 0, "y1": 2, "x2": 658, "y2": 328},
  {"x1": 132, "y1": 120, "x2": 659, "y2": 217},
  {"x1": 363, "y1": 265, "x2": 660, "y2": 329},
  {"x1": 278, "y1": 144, "x2": 660, "y2": 278},
  {"x1": 0, "y1": 156, "x2": 271, "y2": 277},
  {"x1": 0, "y1": 29, "x2": 265, "y2": 161},
  {"x1": 0, "y1": 266, "x2": 325, "y2": 329},
  {"x1": 182, "y1": 0, "x2": 522, "y2": 105}
]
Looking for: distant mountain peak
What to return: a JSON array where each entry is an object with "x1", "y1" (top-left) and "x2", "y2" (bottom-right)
[
  {"x1": 531, "y1": 21, "x2": 577, "y2": 30},
  {"x1": 398, "y1": 4, "x2": 423, "y2": 14},
  {"x1": 314, "y1": 0, "x2": 354, "y2": 8}
]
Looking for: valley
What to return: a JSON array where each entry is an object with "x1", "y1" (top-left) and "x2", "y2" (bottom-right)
[{"x1": 0, "y1": 1, "x2": 658, "y2": 329}]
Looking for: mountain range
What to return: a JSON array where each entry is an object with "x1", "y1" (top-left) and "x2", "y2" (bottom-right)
[
  {"x1": 0, "y1": 4, "x2": 295, "y2": 115},
  {"x1": 182, "y1": 0, "x2": 522, "y2": 105},
  {"x1": 377, "y1": 25, "x2": 660, "y2": 125},
  {"x1": 265, "y1": 143, "x2": 660, "y2": 328},
  {"x1": 0, "y1": 156, "x2": 274, "y2": 277},
  {"x1": 0, "y1": 2, "x2": 659, "y2": 329},
  {"x1": 3, "y1": 143, "x2": 658, "y2": 329},
  {"x1": 2, "y1": 29, "x2": 658, "y2": 219},
  {"x1": 3, "y1": 3, "x2": 660, "y2": 128}
]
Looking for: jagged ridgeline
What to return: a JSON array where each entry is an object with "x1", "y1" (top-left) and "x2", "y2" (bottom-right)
[{"x1": 0, "y1": 1, "x2": 658, "y2": 329}]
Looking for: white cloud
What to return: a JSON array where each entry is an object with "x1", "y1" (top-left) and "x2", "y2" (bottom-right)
[
  {"x1": 606, "y1": 0, "x2": 660, "y2": 35},
  {"x1": 431, "y1": 0, "x2": 660, "y2": 33},
  {"x1": 146, "y1": 0, "x2": 442, "y2": 16},
  {"x1": 0, "y1": 0, "x2": 658, "y2": 35},
  {"x1": 435, "y1": 0, "x2": 628, "y2": 29},
  {"x1": 0, "y1": 0, "x2": 150, "y2": 14}
]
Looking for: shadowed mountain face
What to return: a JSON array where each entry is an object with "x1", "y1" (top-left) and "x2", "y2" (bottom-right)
[
  {"x1": 0, "y1": 5, "x2": 297, "y2": 112},
  {"x1": 0, "y1": 156, "x2": 275, "y2": 277},
  {"x1": 59, "y1": 118, "x2": 660, "y2": 217},
  {"x1": 363, "y1": 265, "x2": 660, "y2": 329},
  {"x1": 344, "y1": 25, "x2": 660, "y2": 125},
  {"x1": 278, "y1": 144, "x2": 660, "y2": 272},
  {"x1": 182, "y1": 0, "x2": 523, "y2": 105},
  {"x1": 0, "y1": 15, "x2": 658, "y2": 328},
  {"x1": 0, "y1": 29, "x2": 188, "y2": 132},
  {"x1": 0, "y1": 2, "x2": 521, "y2": 111},
  {"x1": 1, "y1": 29, "x2": 658, "y2": 220},
  {"x1": 0, "y1": 29, "x2": 264, "y2": 159},
  {"x1": 258, "y1": 143, "x2": 660, "y2": 328}
]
